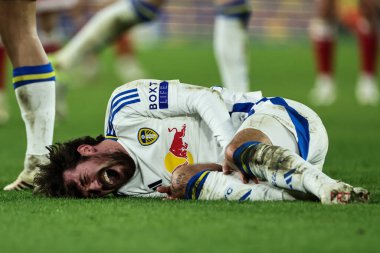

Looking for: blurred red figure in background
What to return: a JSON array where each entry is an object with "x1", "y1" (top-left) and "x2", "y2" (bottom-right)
[{"x1": 309, "y1": 0, "x2": 379, "y2": 106}]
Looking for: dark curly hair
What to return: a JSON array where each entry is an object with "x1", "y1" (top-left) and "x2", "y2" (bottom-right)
[{"x1": 34, "y1": 135, "x2": 104, "y2": 197}]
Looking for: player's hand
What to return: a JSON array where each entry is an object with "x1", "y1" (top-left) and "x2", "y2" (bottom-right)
[
  {"x1": 223, "y1": 159, "x2": 249, "y2": 184},
  {"x1": 222, "y1": 159, "x2": 238, "y2": 175},
  {"x1": 157, "y1": 185, "x2": 179, "y2": 200}
]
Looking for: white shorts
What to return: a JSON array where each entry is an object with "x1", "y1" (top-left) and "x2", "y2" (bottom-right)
[{"x1": 237, "y1": 98, "x2": 329, "y2": 170}]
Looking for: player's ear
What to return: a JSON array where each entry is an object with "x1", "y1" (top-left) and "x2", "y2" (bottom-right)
[{"x1": 77, "y1": 144, "x2": 97, "y2": 155}]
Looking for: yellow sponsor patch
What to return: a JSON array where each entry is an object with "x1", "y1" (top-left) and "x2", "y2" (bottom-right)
[
  {"x1": 138, "y1": 128, "x2": 159, "y2": 146},
  {"x1": 164, "y1": 151, "x2": 194, "y2": 173}
]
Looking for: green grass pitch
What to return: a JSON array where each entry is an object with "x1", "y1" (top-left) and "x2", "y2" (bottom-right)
[{"x1": 0, "y1": 39, "x2": 379, "y2": 253}]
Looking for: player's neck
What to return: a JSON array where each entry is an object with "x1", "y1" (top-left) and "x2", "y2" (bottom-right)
[{"x1": 96, "y1": 139, "x2": 128, "y2": 155}]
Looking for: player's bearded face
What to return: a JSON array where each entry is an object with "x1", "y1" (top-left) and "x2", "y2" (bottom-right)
[{"x1": 64, "y1": 152, "x2": 136, "y2": 198}]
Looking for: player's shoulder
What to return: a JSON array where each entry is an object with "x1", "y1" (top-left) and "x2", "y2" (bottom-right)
[
  {"x1": 109, "y1": 79, "x2": 184, "y2": 102},
  {"x1": 107, "y1": 81, "x2": 146, "y2": 110},
  {"x1": 211, "y1": 86, "x2": 263, "y2": 104},
  {"x1": 112, "y1": 79, "x2": 151, "y2": 93},
  {"x1": 111, "y1": 79, "x2": 181, "y2": 94},
  {"x1": 109, "y1": 80, "x2": 148, "y2": 101},
  {"x1": 108, "y1": 79, "x2": 182, "y2": 110}
]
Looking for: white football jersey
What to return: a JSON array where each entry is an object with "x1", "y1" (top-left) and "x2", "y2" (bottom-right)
[
  {"x1": 104, "y1": 79, "x2": 263, "y2": 197},
  {"x1": 104, "y1": 79, "x2": 324, "y2": 197}
]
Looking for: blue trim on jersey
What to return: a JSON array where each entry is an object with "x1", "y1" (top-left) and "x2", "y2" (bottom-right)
[
  {"x1": 270, "y1": 97, "x2": 310, "y2": 160},
  {"x1": 239, "y1": 189, "x2": 252, "y2": 202},
  {"x1": 233, "y1": 141, "x2": 261, "y2": 178},
  {"x1": 112, "y1": 99, "x2": 141, "y2": 119},
  {"x1": 229, "y1": 102, "x2": 254, "y2": 116},
  {"x1": 245, "y1": 97, "x2": 271, "y2": 117},
  {"x1": 107, "y1": 98, "x2": 141, "y2": 136},
  {"x1": 106, "y1": 88, "x2": 140, "y2": 137},
  {"x1": 131, "y1": 0, "x2": 160, "y2": 22},
  {"x1": 247, "y1": 97, "x2": 310, "y2": 160},
  {"x1": 110, "y1": 88, "x2": 138, "y2": 105},
  {"x1": 246, "y1": 97, "x2": 268, "y2": 117},
  {"x1": 112, "y1": 93, "x2": 139, "y2": 108}
]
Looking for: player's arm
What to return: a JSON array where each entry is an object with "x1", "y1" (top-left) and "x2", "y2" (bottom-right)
[
  {"x1": 175, "y1": 82, "x2": 235, "y2": 148},
  {"x1": 114, "y1": 79, "x2": 235, "y2": 149},
  {"x1": 104, "y1": 95, "x2": 117, "y2": 140},
  {"x1": 157, "y1": 162, "x2": 296, "y2": 202},
  {"x1": 157, "y1": 163, "x2": 222, "y2": 200}
]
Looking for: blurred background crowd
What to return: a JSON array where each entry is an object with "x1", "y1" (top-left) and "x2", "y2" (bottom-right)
[{"x1": 0, "y1": 0, "x2": 377, "y2": 125}]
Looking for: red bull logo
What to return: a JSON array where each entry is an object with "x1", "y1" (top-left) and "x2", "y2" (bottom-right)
[
  {"x1": 164, "y1": 124, "x2": 194, "y2": 173},
  {"x1": 168, "y1": 124, "x2": 188, "y2": 158}
]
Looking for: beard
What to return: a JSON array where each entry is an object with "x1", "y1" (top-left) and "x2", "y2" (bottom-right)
[{"x1": 93, "y1": 151, "x2": 136, "y2": 190}]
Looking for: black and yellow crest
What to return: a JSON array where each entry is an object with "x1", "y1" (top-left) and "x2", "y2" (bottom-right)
[{"x1": 138, "y1": 128, "x2": 159, "y2": 146}]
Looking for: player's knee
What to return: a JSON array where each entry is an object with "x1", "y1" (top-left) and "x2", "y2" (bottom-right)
[{"x1": 225, "y1": 128, "x2": 271, "y2": 161}]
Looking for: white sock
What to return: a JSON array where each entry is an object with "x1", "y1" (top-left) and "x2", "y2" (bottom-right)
[
  {"x1": 13, "y1": 63, "x2": 55, "y2": 156},
  {"x1": 214, "y1": 16, "x2": 249, "y2": 92},
  {"x1": 302, "y1": 168, "x2": 337, "y2": 199},
  {"x1": 56, "y1": 0, "x2": 150, "y2": 69},
  {"x1": 261, "y1": 160, "x2": 336, "y2": 199},
  {"x1": 186, "y1": 171, "x2": 295, "y2": 202}
]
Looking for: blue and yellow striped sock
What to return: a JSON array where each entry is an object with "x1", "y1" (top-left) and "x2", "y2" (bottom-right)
[
  {"x1": 232, "y1": 141, "x2": 261, "y2": 178},
  {"x1": 185, "y1": 170, "x2": 211, "y2": 200},
  {"x1": 13, "y1": 62, "x2": 55, "y2": 89}
]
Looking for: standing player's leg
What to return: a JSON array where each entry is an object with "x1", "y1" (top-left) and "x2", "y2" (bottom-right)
[
  {"x1": 54, "y1": 0, "x2": 165, "y2": 70},
  {"x1": 0, "y1": 0, "x2": 56, "y2": 190},
  {"x1": 309, "y1": 0, "x2": 338, "y2": 106},
  {"x1": 115, "y1": 33, "x2": 146, "y2": 81},
  {"x1": 0, "y1": 43, "x2": 9, "y2": 124},
  {"x1": 53, "y1": 0, "x2": 163, "y2": 119},
  {"x1": 213, "y1": 0, "x2": 251, "y2": 92},
  {"x1": 355, "y1": 0, "x2": 379, "y2": 105}
]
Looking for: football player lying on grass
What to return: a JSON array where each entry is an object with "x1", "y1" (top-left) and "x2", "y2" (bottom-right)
[{"x1": 33, "y1": 79, "x2": 369, "y2": 204}]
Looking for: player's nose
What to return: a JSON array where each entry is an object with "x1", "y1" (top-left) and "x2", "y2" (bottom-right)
[
  {"x1": 85, "y1": 181, "x2": 102, "y2": 198},
  {"x1": 87, "y1": 180, "x2": 101, "y2": 190}
]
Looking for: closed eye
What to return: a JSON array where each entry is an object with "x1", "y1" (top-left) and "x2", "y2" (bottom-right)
[{"x1": 84, "y1": 173, "x2": 91, "y2": 185}]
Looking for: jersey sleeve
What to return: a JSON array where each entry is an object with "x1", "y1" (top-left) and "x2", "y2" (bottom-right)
[{"x1": 104, "y1": 79, "x2": 234, "y2": 149}]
